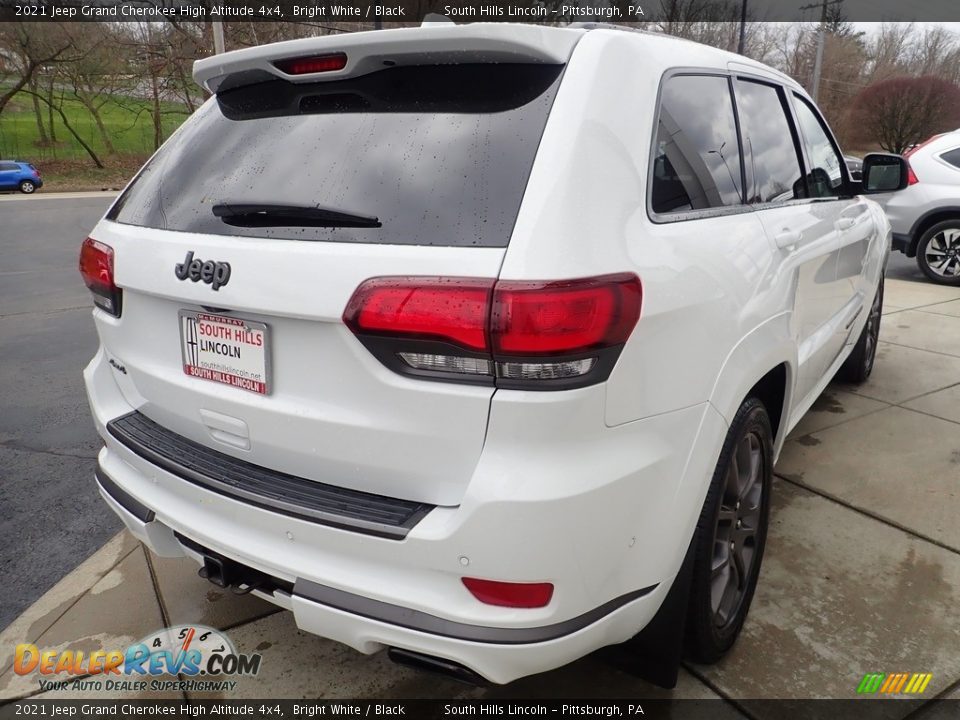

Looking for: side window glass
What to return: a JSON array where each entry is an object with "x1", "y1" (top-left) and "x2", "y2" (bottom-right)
[
  {"x1": 941, "y1": 147, "x2": 960, "y2": 169},
  {"x1": 0, "y1": 163, "x2": 17, "y2": 172},
  {"x1": 735, "y1": 80, "x2": 806, "y2": 204},
  {"x1": 792, "y1": 95, "x2": 846, "y2": 198},
  {"x1": 651, "y1": 75, "x2": 743, "y2": 215}
]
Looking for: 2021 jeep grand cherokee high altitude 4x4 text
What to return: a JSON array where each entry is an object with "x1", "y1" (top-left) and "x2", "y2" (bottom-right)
[{"x1": 82, "y1": 23, "x2": 905, "y2": 685}]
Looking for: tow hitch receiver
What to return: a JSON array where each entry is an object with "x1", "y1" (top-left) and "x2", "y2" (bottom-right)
[
  {"x1": 198, "y1": 552, "x2": 267, "y2": 594},
  {"x1": 199, "y1": 555, "x2": 234, "y2": 588}
]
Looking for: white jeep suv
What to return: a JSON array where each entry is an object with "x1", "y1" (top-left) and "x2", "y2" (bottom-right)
[{"x1": 81, "y1": 23, "x2": 904, "y2": 686}]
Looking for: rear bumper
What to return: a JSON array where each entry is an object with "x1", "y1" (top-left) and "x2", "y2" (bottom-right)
[
  {"x1": 96, "y1": 461, "x2": 664, "y2": 684},
  {"x1": 84, "y1": 344, "x2": 726, "y2": 683}
]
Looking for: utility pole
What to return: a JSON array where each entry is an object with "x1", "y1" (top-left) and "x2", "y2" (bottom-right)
[
  {"x1": 737, "y1": 0, "x2": 748, "y2": 55},
  {"x1": 212, "y1": 22, "x2": 226, "y2": 54},
  {"x1": 799, "y1": 0, "x2": 843, "y2": 102}
]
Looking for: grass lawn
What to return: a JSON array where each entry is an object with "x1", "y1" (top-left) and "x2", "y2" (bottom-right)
[{"x1": 0, "y1": 86, "x2": 190, "y2": 191}]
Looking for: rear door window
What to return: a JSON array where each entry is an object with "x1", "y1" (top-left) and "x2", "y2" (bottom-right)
[
  {"x1": 734, "y1": 80, "x2": 806, "y2": 204},
  {"x1": 650, "y1": 74, "x2": 744, "y2": 216},
  {"x1": 107, "y1": 64, "x2": 563, "y2": 247}
]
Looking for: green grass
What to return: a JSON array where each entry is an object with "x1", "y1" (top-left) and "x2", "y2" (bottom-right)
[
  {"x1": 0, "y1": 86, "x2": 190, "y2": 190},
  {"x1": 0, "y1": 86, "x2": 188, "y2": 163}
]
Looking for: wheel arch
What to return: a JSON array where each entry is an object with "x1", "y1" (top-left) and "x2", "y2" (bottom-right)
[
  {"x1": 907, "y1": 207, "x2": 960, "y2": 257},
  {"x1": 708, "y1": 312, "x2": 795, "y2": 460},
  {"x1": 745, "y1": 364, "x2": 788, "y2": 451}
]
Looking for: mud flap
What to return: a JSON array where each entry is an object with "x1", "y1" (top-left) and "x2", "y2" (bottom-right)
[{"x1": 596, "y1": 534, "x2": 696, "y2": 689}]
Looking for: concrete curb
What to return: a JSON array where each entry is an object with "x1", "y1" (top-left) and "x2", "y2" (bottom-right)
[{"x1": 0, "y1": 191, "x2": 121, "y2": 202}]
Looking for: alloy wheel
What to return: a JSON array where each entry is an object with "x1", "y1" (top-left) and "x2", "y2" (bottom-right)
[
  {"x1": 20, "y1": 181, "x2": 35, "y2": 194},
  {"x1": 924, "y1": 228, "x2": 960, "y2": 278},
  {"x1": 710, "y1": 430, "x2": 765, "y2": 628}
]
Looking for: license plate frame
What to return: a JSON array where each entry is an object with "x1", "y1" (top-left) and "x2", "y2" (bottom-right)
[{"x1": 179, "y1": 310, "x2": 271, "y2": 395}]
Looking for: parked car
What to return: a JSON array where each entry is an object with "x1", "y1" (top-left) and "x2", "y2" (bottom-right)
[
  {"x1": 878, "y1": 129, "x2": 960, "y2": 285},
  {"x1": 844, "y1": 154, "x2": 863, "y2": 181},
  {"x1": 80, "y1": 23, "x2": 907, "y2": 686},
  {"x1": 0, "y1": 160, "x2": 42, "y2": 193}
]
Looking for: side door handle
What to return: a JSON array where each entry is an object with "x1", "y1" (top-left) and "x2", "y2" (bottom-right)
[
  {"x1": 774, "y1": 229, "x2": 801, "y2": 250},
  {"x1": 836, "y1": 216, "x2": 856, "y2": 231}
]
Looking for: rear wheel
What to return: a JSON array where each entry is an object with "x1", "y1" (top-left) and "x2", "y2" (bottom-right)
[
  {"x1": 685, "y1": 397, "x2": 772, "y2": 664},
  {"x1": 18, "y1": 180, "x2": 36, "y2": 194},
  {"x1": 838, "y1": 278, "x2": 883, "y2": 384},
  {"x1": 916, "y1": 220, "x2": 960, "y2": 286}
]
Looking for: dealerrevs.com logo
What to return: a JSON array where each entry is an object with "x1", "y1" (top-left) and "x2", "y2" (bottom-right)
[
  {"x1": 857, "y1": 672, "x2": 933, "y2": 695},
  {"x1": 14, "y1": 625, "x2": 262, "y2": 693}
]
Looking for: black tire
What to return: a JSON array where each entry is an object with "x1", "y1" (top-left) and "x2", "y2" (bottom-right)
[
  {"x1": 685, "y1": 397, "x2": 772, "y2": 664},
  {"x1": 18, "y1": 180, "x2": 36, "y2": 194},
  {"x1": 916, "y1": 220, "x2": 960, "y2": 286},
  {"x1": 838, "y1": 277, "x2": 883, "y2": 384}
]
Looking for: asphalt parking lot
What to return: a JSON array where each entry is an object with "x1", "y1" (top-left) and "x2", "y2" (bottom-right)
[
  {"x1": 2, "y1": 192, "x2": 960, "y2": 712},
  {"x1": 0, "y1": 193, "x2": 121, "y2": 629}
]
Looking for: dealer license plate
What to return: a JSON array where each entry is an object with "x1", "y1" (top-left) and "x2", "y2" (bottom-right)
[{"x1": 179, "y1": 311, "x2": 270, "y2": 395}]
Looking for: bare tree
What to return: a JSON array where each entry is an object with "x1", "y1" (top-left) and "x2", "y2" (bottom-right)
[
  {"x1": 19, "y1": 87, "x2": 105, "y2": 168},
  {"x1": 57, "y1": 24, "x2": 130, "y2": 154},
  {"x1": 26, "y1": 75, "x2": 49, "y2": 145},
  {"x1": 0, "y1": 23, "x2": 75, "y2": 116}
]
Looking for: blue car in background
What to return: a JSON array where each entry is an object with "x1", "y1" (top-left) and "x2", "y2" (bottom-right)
[{"x1": 0, "y1": 160, "x2": 43, "y2": 193}]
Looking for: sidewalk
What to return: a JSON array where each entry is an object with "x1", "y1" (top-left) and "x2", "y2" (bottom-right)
[{"x1": 3, "y1": 277, "x2": 960, "y2": 715}]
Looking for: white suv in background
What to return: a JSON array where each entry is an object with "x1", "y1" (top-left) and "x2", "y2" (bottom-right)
[
  {"x1": 882, "y1": 129, "x2": 960, "y2": 285},
  {"x1": 81, "y1": 23, "x2": 906, "y2": 686}
]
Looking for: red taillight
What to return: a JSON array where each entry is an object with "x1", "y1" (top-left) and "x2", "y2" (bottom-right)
[
  {"x1": 462, "y1": 578, "x2": 554, "y2": 609},
  {"x1": 492, "y1": 274, "x2": 642, "y2": 355},
  {"x1": 79, "y1": 237, "x2": 121, "y2": 316},
  {"x1": 907, "y1": 164, "x2": 919, "y2": 185},
  {"x1": 343, "y1": 274, "x2": 642, "y2": 388},
  {"x1": 342, "y1": 277, "x2": 494, "y2": 352},
  {"x1": 273, "y1": 53, "x2": 347, "y2": 75}
]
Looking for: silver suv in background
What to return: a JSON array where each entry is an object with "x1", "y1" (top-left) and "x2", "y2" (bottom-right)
[{"x1": 881, "y1": 130, "x2": 960, "y2": 285}]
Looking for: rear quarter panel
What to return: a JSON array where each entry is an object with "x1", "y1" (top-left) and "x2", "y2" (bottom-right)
[{"x1": 501, "y1": 31, "x2": 795, "y2": 429}]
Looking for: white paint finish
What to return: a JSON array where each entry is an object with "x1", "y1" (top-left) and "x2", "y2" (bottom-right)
[
  {"x1": 193, "y1": 23, "x2": 585, "y2": 92},
  {"x1": 84, "y1": 24, "x2": 893, "y2": 684},
  {"x1": 88, "y1": 220, "x2": 504, "y2": 507},
  {"x1": 89, "y1": 347, "x2": 719, "y2": 629}
]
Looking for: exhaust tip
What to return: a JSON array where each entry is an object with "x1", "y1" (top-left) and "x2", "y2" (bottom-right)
[{"x1": 387, "y1": 648, "x2": 489, "y2": 687}]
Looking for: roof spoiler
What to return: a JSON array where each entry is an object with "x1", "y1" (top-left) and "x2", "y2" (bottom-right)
[{"x1": 193, "y1": 24, "x2": 583, "y2": 94}]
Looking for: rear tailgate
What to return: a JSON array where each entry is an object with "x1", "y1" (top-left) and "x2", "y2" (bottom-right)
[
  {"x1": 89, "y1": 28, "x2": 575, "y2": 507},
  {"x1": 91, "y1": 221, "x2": 503, "y2": 506}
]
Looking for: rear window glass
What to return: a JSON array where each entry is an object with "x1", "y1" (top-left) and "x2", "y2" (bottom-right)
[
  {"x1": 941, "y1": 147, "x2": 960, "y2": 169},
  {"x1": 107, "y1": 64, "x2": 563, "y2": 247}
]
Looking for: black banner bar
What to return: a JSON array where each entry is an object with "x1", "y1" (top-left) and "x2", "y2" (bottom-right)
[
  {"x1": 1, "y1": 699, "x2": 960, "y2": 720},
  {"x1": 1, "y1": 0, "x2": 960, "y2": 23}
]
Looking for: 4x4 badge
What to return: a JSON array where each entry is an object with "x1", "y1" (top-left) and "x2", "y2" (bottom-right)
[{"x1": 175, "y1": 251, "x2": 231, "y2": 291}]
